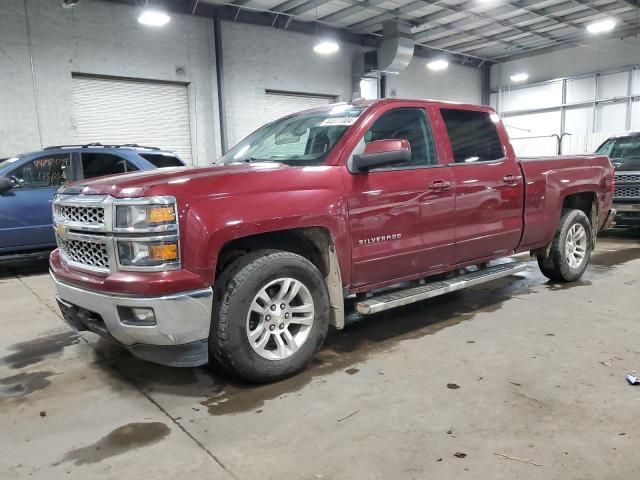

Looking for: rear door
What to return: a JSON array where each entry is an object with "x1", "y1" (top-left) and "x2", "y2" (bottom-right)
[
  {"x1": 343, "y1": 105, "x2": 455, "y2": 288},
  {"x1": 0, "y1": 153, "x2": 71, "y2": 250},
  {"x1": 437, "y1": 107, "x2": 524, "y2": 264}
]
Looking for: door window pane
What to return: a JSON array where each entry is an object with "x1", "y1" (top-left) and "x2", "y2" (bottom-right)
[
  {"x1": 441, "y1": 109, "x2": 504, "y2": 163},
  {"x1": 364, "y1": 108, "x2": 437, "y2": 167},
  {"x1": 81, "y1": 153, "x2": 137, "y2": 179},
  {"x1": 10, "y1": 154, "x2": 70, "y2": 188}
]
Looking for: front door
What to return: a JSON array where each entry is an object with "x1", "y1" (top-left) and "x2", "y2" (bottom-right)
[
  {"x1": 343, "y1": 106, "x2": 455, "y2": 288},
  {"x1": 0, "y1": 153, "x2": 71, "y2": 251},
  {"x1": 437, "y1": 107, "x2": 524, "y2": 264}
]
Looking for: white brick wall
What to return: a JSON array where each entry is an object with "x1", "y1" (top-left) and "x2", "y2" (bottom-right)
[
  {"x1": 220, "y1": 20, "x2": 360, "y2": 147},
  {"x1": 387, "y1": 57, "x2": 483, "y2": 104},
  {"x1": 0, "y1": 1, "x2": 484, "y2": 160},
  {"x1": 0, "y1": 0, "x2": 220, "y2": 164}
]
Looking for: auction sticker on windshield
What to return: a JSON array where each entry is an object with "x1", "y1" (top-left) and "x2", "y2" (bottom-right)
[{"x1": 320, "y1": 117, "x2": 358, "y2": 126}]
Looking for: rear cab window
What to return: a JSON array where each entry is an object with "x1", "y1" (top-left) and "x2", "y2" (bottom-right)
[
  {"x1": 81, "y1": 153, "x2": 138, "y2": 180},
  {"x1": 139, "y1": 153, "x2": 185, "y2": 168},
  {"x1": 440, "y1": 109, "x2": 504, "y2": 164}
]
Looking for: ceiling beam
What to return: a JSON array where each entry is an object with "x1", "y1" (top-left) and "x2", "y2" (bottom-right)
[
  {"x1": 445, "y1": 5, "x2": 638, "y2": 53},
  {"x1": 488, "y1": 22, "x2": 640, "y2": 61}
]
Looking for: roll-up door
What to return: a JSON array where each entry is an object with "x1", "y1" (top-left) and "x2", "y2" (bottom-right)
[{"x1": 72, "y1": 76, "x2": 193, "y2": 164}]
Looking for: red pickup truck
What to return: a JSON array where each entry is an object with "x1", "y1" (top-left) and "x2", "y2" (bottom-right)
[{"x1": 50, "y1": 99, "x2": 615, "y2": 382}]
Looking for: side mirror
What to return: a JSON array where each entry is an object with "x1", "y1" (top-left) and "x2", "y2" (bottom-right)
[
  {"x1": 0, "y1": 177, "x2": 13, "y2": 194},
  {"x1": 352, "y1": 139, "x2": 412, "y2": 173}
]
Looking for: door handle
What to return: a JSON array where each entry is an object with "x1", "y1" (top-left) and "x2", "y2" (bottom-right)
[
  {"x1": 428, "y1": 180, "x2": 452, "y2": 192},
  {"x1": 503, "y1": 175, "x2": 522, "y2": 185}
]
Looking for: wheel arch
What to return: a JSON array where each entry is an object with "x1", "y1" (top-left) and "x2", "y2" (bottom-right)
[
  {"x1": 561, "y1": 191, "x2": 598, "y2": 248},
  {"x1": 215, "y1": 227, "x2": 346, "y2": 329}
]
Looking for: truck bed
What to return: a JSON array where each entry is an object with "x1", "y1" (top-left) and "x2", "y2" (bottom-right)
[{"x1": 517, "y1": 154, "x2": 613, "y2": 251}]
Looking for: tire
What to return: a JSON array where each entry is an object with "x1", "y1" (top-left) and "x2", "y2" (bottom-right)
[
  {"x1": 537, "y1": 208, "x2": 592, "y2": 282},
  {"x1": 209, "y1": 249, "x2": 330, "y2": 383}
]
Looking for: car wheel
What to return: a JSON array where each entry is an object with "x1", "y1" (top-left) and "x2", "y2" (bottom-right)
[
  {"x1": 537, "y1": 208, "x2": 592, "y2": 282},
  {"x1": 210, "y1": 250, "x2": 330, "y2": 383}
]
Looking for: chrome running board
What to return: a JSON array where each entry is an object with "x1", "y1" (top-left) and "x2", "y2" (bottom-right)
[{"x1": 355, "y1": 262, "x2": 528, "y2": 315}]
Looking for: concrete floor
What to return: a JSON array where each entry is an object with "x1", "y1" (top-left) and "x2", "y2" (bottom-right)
[{"x1": 1, "y1": 230, "x2": 640, "y2": 480}]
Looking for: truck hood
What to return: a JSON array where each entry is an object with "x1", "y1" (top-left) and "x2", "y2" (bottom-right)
[
  {"x1": 58, "y1": 162, "x2": 288, "y2": 198},
  {"x1": 611, "y1": 157, "x2": 640, "y2": 172}
]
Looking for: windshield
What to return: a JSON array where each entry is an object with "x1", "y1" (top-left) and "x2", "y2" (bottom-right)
[
  {"x1": 220, "y1": 105, "x2": 363, "y2": 166},
  {"x1": 596, "y1": 136, "x2": 640, "y2": 159}
]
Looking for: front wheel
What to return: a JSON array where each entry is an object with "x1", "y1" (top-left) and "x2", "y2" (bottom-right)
[
  {"x1": 537, "y1": 208, "x2": 592, "y2": 282},
  {"x1": 210, "y1": 250, "x2": 330, "y2": 383}
]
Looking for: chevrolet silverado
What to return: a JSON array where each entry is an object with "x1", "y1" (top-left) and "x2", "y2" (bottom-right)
[{"x1": 49, "y1": 99, "x2": 615, "y2": 382}]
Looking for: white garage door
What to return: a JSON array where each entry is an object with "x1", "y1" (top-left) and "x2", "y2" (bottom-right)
[
  {"x1": 263, "y1": 91, "x2": 336, "y2": 123},
  {"x1": 72, "y1": 76, "x2": 193, "y2": 164}
]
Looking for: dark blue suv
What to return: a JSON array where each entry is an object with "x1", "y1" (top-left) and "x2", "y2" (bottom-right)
[{"x1": 0, "y1": 144, "x2": 185, "y2": 258}]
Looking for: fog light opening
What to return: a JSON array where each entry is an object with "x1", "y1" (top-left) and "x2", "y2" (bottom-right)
[{"x1": 119, "y1": 306, "x2": 157, "y2": 326}]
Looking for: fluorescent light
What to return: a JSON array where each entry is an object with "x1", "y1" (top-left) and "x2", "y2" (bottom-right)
[
  {"x1": 314, "y1": 40, "x2": 340, "y2": 54},
  {"x1": 138, "y1": 9, "x2": 171, "y2": 27},
  {"x1": 587, "y1": 19, "x2": 616, "y2": 34},
  {"x1": 427, "y1": 59, "x2": 449, "y2": 71},
  {"x1": 510, "y1": 72, "x2": 529, "y2": 82}
]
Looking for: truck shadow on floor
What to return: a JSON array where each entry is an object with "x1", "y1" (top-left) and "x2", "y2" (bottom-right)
[
  {"x1": 0, "y1": 256, "x2": 50, "y2": 280},
  {"x1": 93, "y1": 268, "x2": 547, "y2": 415},
  {"x1": 92, "y1": 237, "x2": 640, "y2": 415}
]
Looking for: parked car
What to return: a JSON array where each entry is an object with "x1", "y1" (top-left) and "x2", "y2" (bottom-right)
[
  {"x1": 0, "y1": 144, "x2": 185, "y2": 258},
  {"x1": 596, "y1": 132, "x2": 640, "y2": 226},
  {"x1": 50, "y1": 99, "x2": 615, "y2": 382}
]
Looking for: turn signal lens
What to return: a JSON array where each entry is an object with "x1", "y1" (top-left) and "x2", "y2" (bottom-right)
[
  {"x1": 149, "y1": 243, "x2": 178, "y2": 261},
  {"x1": 148, "y1": 206, "x2": 175, "y2": 223}
]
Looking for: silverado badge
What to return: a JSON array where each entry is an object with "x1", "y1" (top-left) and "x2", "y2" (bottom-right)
[{"x1": 358, "y1": 233, "x2": 402, "y2": 246}]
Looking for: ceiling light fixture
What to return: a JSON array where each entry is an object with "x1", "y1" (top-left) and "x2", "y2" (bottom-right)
[
  {"x1": 510, "y1": 72, "x2": 529, "y2": 82},
  {"x1": 314, "y1": 39, "x2": 340, "y2": 54},
  {"x1": 138, "y1": 9, "x2": 171, "y2": 27},
  {"x1": 586, "y1": 19, "x2": 616, "y2": 34},
  {"x1": 427, "y1": 59, "x2": 449, "y2": 71}
]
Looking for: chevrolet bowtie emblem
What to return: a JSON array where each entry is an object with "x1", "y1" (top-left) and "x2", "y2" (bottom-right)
[{"x1": 55, "y1": 223, "x2": 69, "y2": 238}]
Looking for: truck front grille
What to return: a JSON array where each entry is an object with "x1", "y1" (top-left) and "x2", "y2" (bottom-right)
[
  {"x1": 54, "y1": 204, "x2": 105, "y2": 227},
  {"x1": 57, "y1": 236, "x2": 109, "y2": 271},
  {"x1": 614, "y1": 185, "x2": 640, "y2": 200},
  {"x1": 615, "y1": 174, "x2": 640, "y2": 183}
]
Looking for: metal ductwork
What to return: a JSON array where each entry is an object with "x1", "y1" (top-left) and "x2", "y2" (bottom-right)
[
  {"x1": 376, "y1": 20, "x2": 414, "y2": 73},
  {"x1": 354, "y1": 20, "x2": 415, "y2": 99}
]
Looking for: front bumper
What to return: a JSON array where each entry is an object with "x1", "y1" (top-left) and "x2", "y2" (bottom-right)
[
  {"x1": 612, "y1": 203, "x2": 640, "y2": 226},
  {"x1": 52, "y1": 273, "x2": 212, "y2": 367}
]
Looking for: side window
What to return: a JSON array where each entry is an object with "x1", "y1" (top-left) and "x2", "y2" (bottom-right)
[
  {"x1": 10, "y1": 154, "x2": 71, "y2": 188},
  {"x1": 440, "y1": 109, "x2": 504, "y2": 163},
  {"x1": 364, "y1": 108, "x2": 438, "y2": 168},
  {"x1": 81, "y1": 153, "x2": 138, "y2": 180}
]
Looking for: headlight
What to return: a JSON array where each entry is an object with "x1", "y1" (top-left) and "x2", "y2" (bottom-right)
[
  {"x1": 116, "y1": 237, "x2": 180, "y2": 269},
  {"x1": 114, "y1": 197, "x2": 178, "y2": 232}
]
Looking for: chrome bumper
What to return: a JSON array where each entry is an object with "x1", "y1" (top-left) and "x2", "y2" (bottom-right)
[
  {"x1": 613, "y1": 203, "x2": 640, "y2": 213},
  {"x1": 602, "y1": 208, "x2": 617, "y2": 230},
  {"x1": 52, "y1": 274, "x2": 212, "y2": 366}
]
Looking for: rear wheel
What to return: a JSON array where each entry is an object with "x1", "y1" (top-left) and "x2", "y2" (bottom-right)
[
  {"x1": 537, "y1": 208, "x2": 592, "y2": 282},
  {"x1": 210, "y1": 250, "x2": 330, "y2": 383}
]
